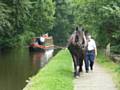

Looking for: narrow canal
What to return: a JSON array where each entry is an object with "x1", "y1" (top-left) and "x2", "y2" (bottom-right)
[{"x1": 0, "y1": 48, "x2": 54, "y2": 90}]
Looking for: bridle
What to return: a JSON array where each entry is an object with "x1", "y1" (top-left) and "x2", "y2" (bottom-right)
[{"x1": 74, "y1": 30, "x2": 84, "y2": 48}]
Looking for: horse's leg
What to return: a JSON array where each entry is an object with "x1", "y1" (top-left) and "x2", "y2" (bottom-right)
[
  {"x1": 68, "y1": 48, "x2": 77, "y2": 77},
  {"x1": 76, "y1": 55, "x2": 80, "y2": 76},
  {"x1": 79, "y1": 57, "x2": 83, "y2": 73},
  {"x1": 72, "y1": 54, "x2": 80, "y2": 78},
  {"x1": 76, "y1": 50, "x2": 83, "y2": 77},
  {"x1": 72, "y1": 54, "x2": 77, "y2": 77}
]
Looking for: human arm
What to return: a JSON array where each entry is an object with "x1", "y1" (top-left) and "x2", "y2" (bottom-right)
[
  {"x1": 93, "y1": 40, "x2": 97, "y2": 56},
  {"x1": 95, "y1": 47, "x2": 97, "y2": 56}
]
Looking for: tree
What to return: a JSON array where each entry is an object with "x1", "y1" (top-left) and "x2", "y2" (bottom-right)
[
  {"x1": 0, "y1": 0, "x2": 55, "y2": 48},
  {"x1": 28, "y1": 0, "x2": 55, "y2": 35},
  {"x1": 50, "y1": 0, "x2": 75, "y2": 46}
]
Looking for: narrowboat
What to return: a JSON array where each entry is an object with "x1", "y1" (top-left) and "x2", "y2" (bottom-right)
[{"x1": 29, "y1": 34, "x2": 54, "y2": 51}]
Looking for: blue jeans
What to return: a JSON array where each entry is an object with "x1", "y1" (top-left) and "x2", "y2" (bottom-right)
[{"x1": 85, "y1": 50, "x2": 95, "y2": 71}]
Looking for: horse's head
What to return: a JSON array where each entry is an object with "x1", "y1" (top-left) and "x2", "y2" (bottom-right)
[
  {"x1": 67, "y1": 26, "x2": 87, "y2": 48},
  {"x1": 74, "y1": 27, "x2": 85, "y2": 47}
]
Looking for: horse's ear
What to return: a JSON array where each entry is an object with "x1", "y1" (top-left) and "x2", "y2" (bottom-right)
[
  {"x1": 76, "y1": 26, "x2": 79, "y2": 31},
  {"x1": 84, "y1": 30, "x2": 89, "y2": 36},
  {"x1": 82, "y1": 28, "x2": 85, "y2": 31}
]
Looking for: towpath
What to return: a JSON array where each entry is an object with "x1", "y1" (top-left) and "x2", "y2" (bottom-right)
[{"x1": 74, "y1": 62, "x2": 118, "y2": 90}]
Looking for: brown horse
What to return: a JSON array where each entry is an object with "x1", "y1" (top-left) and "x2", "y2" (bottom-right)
[{"x1": 67, "y1": 27, "x2": 87, "y2": 77}]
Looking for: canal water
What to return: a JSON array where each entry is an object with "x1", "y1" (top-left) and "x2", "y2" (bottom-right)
[{"x1": 0, "y1": 48, "x2": 54, "y2": 90}]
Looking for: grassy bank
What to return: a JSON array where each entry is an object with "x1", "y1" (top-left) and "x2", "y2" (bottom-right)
[
  {"x1": 23, "y1": 50, "x2": 73, "y2": 90},
  {"x1": 97, "y1": 51, "x2": 120, "y2": 89}
]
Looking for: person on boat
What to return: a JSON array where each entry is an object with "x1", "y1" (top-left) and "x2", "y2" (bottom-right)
[{"x1": 36, "y1": 37, "x2": 45, "y2": 45}]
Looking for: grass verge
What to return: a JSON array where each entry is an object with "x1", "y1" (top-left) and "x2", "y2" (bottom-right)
[
  {"x1": 97, "y1": 51, "x2": 120, "y2": 89},
  {"x1": 23, "y1": 50, "x2": 73, "y2": 90}
]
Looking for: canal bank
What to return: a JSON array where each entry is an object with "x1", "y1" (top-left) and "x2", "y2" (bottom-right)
[{"x1": 23, "y1": 50, "x2": 73, "y2": 90}]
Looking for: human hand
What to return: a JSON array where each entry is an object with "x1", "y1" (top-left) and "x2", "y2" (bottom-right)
[{"x1": 65, "y1": 48, "x2": 68, "y2": 50}]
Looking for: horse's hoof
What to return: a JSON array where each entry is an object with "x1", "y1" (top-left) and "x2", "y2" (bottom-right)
[
  {"x1": 74, "y1": 74, "x2": 79, "y2": 78},
  {"x1": 74, "y1": 74, "x2": 80, "y2": 78},
  {"x1": 79, "y1": 69, "x2": 83, "y2": 72},
  {"x1": 74, "y1": 72, "x2": 76, "y2": 76},
  {"x1": 75, "y1": 76, "x2": 79, "y2": 79},
  {"x1": 77, "y1": 73, "x2": 80, "y2": 77}
]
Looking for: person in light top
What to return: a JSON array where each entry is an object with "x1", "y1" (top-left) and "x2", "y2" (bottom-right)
[
  {"x1": 85, "y1": 34, "x2": 97, "y2": 73},
  {"x1": 40, "y1": 37, "x2": 45, "y2": 42}
]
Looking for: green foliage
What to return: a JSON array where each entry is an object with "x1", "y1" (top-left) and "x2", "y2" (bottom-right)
[
  {"x1": 0, "y1": 3, "x2": 13, "y2": 37},
  {"x1": 0, "y1": 2, "x2": 15, "y2": 48},
  {"x1": 0, "y1": 0, "x2": 55, "y2": 48},
  {"x1": 97, "y1": 1, "x2": 120, "y2": 53},
  {"x1": 0, "y1": 0, "x2": 32, "y2": 48},
  {"x1": 28, "y1": 0, "x2": 55, "y2": 35},
  {"x1": 17, "y1": 31, "x2": 35, "y2": 46},
  {"x1": 50, "y1": 0, "x2": 75, "y2": 46},
  {"x1": 111, "y1": 45, "x2": 120, "y2": 54}
]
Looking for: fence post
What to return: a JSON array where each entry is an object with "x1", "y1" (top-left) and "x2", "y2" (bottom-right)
[{"x1": 105, "y1": 43, "x2": 111, "y2": 57}]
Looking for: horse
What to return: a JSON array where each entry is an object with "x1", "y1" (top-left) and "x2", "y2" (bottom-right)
[{"x1": 67, "y1": 27, "x2": 87, "y2": 77}]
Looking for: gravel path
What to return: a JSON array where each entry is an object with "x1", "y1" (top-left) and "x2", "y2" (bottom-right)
[{"x1": 74, "y1": 62, "x2": 118, "y2": 90}]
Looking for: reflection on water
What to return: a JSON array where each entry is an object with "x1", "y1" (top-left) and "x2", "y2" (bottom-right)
[
  {"x1": 31, "y1": 49, "x2": 54, "y2": 73},
  {"x1": 0, "y1": 48, "x2": 54, "y2": 90}
]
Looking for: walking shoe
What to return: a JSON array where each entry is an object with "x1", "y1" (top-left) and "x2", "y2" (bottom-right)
[
  {"x1": 90, "y1": 67, "x2": 93, "y2": 70},
  {"x1": 86, "y1": 70, "x2": 89, "y2": 73}
]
